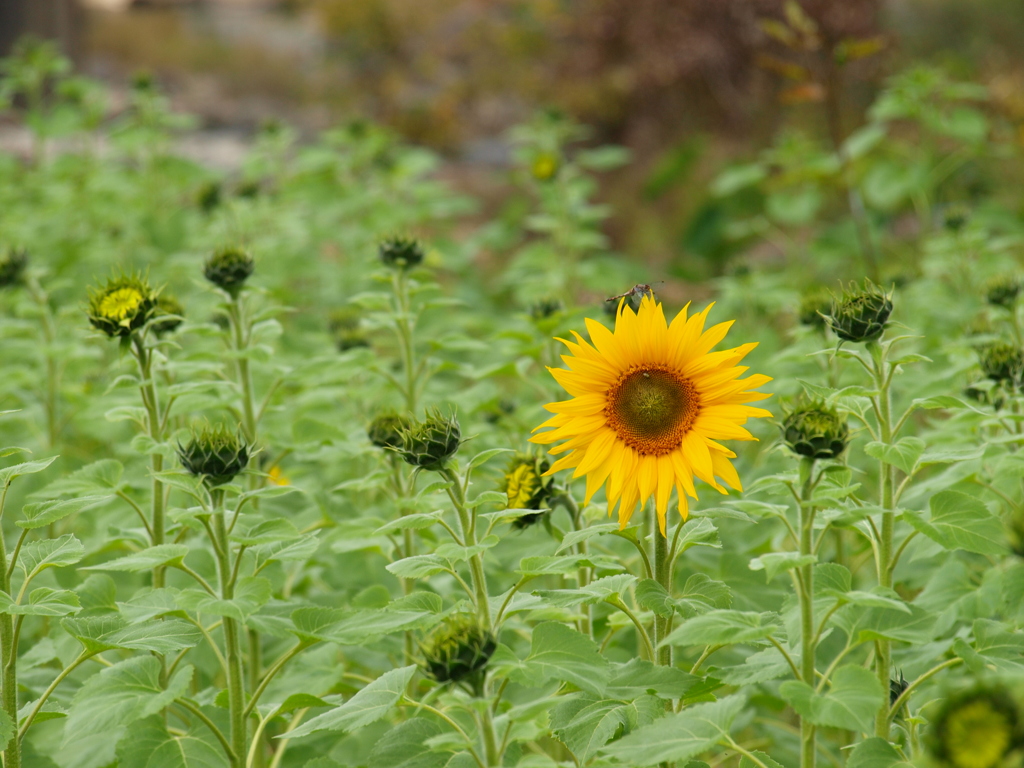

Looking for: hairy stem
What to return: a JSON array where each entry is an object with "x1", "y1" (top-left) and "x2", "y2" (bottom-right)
[
  {"x1": 653, "y1": 523, "x2": 672, "y2": 667},
  {"x1": 212, "y1": 490, "x2": 247, "y2": 766},
  {"x1": 798, "y1": 457, "x2": 817, "y2": 768}
]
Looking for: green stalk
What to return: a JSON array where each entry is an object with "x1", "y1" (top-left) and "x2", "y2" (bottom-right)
[
  {"x1": 26, "y1": 276, "x2": 59, "y2": 451},
  {"x1": 442, "y1": 469, "x2": 490, "y2": 630},
  {"x1": 227, "y1": 298, "x2": 257, "y2": 443},
  {"x1": 248, "y1": 629, "x2": 265, "y2": 768},
  {"x1": 798, "y1": 457, "x2": 817, "y2": 768},
  {"x1": 211, "y1": 489, "x2": 247, "y2": 766},
  {"x1": 868, "y1": 342, "x2": 895, "y2": 738},
  {"x1": 133, "y1": 336, "x2": 166, "y2": 588},
  {"x1": 0, "y1": 484, "x2": 20, "y2": 768},
  {"x1": 653, "y1": 523, "x2": 672, "y2": 667},
  {"x1": 392, "y1": 270, "x2": 418, "y2": 414}
]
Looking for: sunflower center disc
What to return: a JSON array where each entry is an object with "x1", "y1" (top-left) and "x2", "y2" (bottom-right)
[
  {"x1": 99, "y1": 287, "x2": 144, "y2": 321},
  {"x1": 606, "y1": 367, "x2": 699, "y2": 455}
]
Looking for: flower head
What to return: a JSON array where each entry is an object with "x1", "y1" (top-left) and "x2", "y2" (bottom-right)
[
  {"x1": 0, "y1": 248, "x2": 27, "y2": 289},
  {"x1": 979, "y1": 342, "x2": 1024, "y2": 385},
  {"x1": 531, "y1": 295, "x2": 771, "y2": 533},
  {"x1": 87, "y1": 273, "x2": 158, "y2": 338},
  {"x1": 501, "y1": 453, "x2": 554, "y2": 529},
  {"x1": 798, "y1": 287, "x2": 831, "y2": 330},
  {"x1": 204, "y1": 247, "x2": 254, "y2": 297},
  {"x1": 826, "y1": 281, "x2": 893, "y2": 343},
  {"x1": 782, "y1": 401, "x2": 849, "y2": 460},
  {"x1": 929, "y1": 687, "x2": 1020, "y2": 768},
  {"x1": 530, "y1": 151, "x2": 560, "y2": 181},
  {"x1": 422, "y1": 617, "x2": 496, "y2": 687},
  {"x1": 177, "y1": 423, "x2": 250, "y2": 486},
  {"x1": 379, "y1": 235, "x2": 424, "y2": 271},
  {"x1": 530, "y1": 298, "x2": 564, "y2": 321},
  {"x1": 399, "y1": 409, "x2": 461, "y2": 471}
]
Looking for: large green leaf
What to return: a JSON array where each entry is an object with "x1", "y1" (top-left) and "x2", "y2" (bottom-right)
[
  {"x1": 17, "y1": 495, "x2": 109, "y2": 529},
  {"x1": 18, "y1": 534, "x2": 84, "y2": 576},
  {"x1": 903, "y1": 491, "x2": 1005, "y2": 556},
  {"x1": 0, "y1": 456, "x2": 58, "y2": 486},
  {"x1": 115, "y1": 716, "x2": 228, "y2": 768},
  {"x1": 0, "y1": 587, "x2": 80, "y2": 616},
  {"x1": 63, "y1": 657, "x2": 193, "y2": 745},
  {"x1": 847, "y1": 737, "x2": 914, "y2": 768},
  {"x1": 61, "y1": 615, "x2": 202, "y2": 653},
  {"x1": 285, "y1": 665, "x2": 417, "y2": 739},
  {"x1": 661, "y1": 611, "x2": 783, "y2": 647},
  {"x1": 367, "y1": 719, "x2": 451, "y2": 768},
  {"x1": 864, "y1": 438, "x2": 924, "y2": 475},
  {"x1": 604, "y1": 658, "x2": 699, "y2": 699},
  {"x1": 83, "y1": 543, "x2": 190, "y2": 572},
  {"x1": 955, "y1": 619, "x2": 1024, "y2": 673},
  {"x1": 552, "y1": 694, "x2": 663, "y2": 762},
  {"x1": 36, "y1": 459, "x2": 124, "y2": 496},
  {"x1": 600, "y1": 694, "x2": 745, "y2": 765},
  {"x1": 505, "y1": 621, "x2": 611, "y2": 695},
  {"x1": 780, "y1": 665, "x2": 884, "y2": 734}
]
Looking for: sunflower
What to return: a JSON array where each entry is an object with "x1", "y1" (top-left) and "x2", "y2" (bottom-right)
[{"x1": 530, "y1": 295, "x2": 771, "y2": 533}]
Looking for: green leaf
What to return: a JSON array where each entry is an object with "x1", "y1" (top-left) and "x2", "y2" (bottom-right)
[
  {"x1": 556, "y1": 523, "x2": 620, "y2": 554},
  {"x1": 374, "y1": 511, "x2": 444, "y2": 535},
  {"x1": 661, "y1": 611, "x2": 783, "y2": 647},
  {"x1": 230, "y1": 518, "x2": 301, "y2": 545},
  {"x1": 368, "y1": 719, "x2": 450, "y2": 768},
  {"x1": 600, "y1": 695, "x2": 745, "y2": 765},
  {"x1": 386, "y1": 555, "x2": 449, "y2": 579},
  {"x1": 780, "y1": 665, "x2": 884, "y2": 733},
  {"x1": 17, "y1": 495, "x2": 109, "y2": 529},
  {"x1": 635, "y1": 579, "x2": 675, "y2": 618},
  {"x1": 508, "y1": 622, "x2": 611, "y2": 695},
  {"x1": 177, "y1": 577, "x2": 271, "y2": 622},
  {"x1": 37, "y1": 459, "x2": 124, "y2": 495},
  {"x1": 553, "y1": 695, "x2": 663, "y2": 762},
  {"x1": 534, "y1": 575, "x2": 638, "y2": 609},
  {"x1": 18, "y1": 534, "x2": 84, "y2": 576},
  {"x1": 903, "y1": 491, "x2": 1005, "y2": 556},
  {"x1": 835, "y1": 603, "x2": 936, "y2": 645},
  {"x1": 467, "y1": 448, "x2": 512, "y2": 469},
  {"x1": 0, "y1": 456, "x2": 58, "y2": 486},
  {"x1": 864, "y1": 438, "x2": 924, "y2": 475},
  {"x1": 285, "y1": 665, "x2": 418, "y2": 739},
  {"x1": 676, "y1": 517, "x2": 722, "y2": 553},
  {"x1": 517, "y1": 554, "x2": 624, "y2": 576},
  {"x1": 115, "y1": 715, "x2": 228, "y2": 768},
  {"x1": 64, "y1": 657, "x2": 193, "y2": 745},
  {"x1": 84, "y1": 543, "x2": 191, "y2": 572},
  {"x1": 718, "y1": 647, "x2": 792, "y2": 686},
  {"x1": 0, "y1": 709, "x2": 13, "y2": 751},
  {"x1": 62, "y1": 615, "x2": 203, "y2": 653},
  {"x1": 966, "y1": 619, "x2": 1024, "y2": 673},
  {"x1": 847, "y1": 737, "x2": 913, "y2": 768},
  {"x1": 0, "y1": 588, "x2": 80, "y2": 616},
  {"x1": 741, "y1": 752, "x2": 785, "y2": 768},
  {"x1": 605, "y1": 658, "x2": 699, "y2": 699},
  {"x1": 749, "y1": 552, "x2": 816, "y2": 582}
]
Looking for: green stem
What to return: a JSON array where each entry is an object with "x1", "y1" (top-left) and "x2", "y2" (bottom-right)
[
  {"x1": 393, "y1": 270, "x2": 418, "y2": 413},
  {"x1": 211, "y1": 491, "x2": 246, "y2": 766},
  {"x1": 480, "y1": 705, "x2": 500, "y2": 768},
  {"x1": 442, "y1": 469, "x2": 490, "y2": 630},
  {"x1": 653, "y1": 522, "x2": 672, "y2": 667},
  {"x1": 27, "y1": 277, "x2": 59, "y2": 450},
  {"x1": 18, "y1": 650, "x2": 94, "y2": 741},
  {"x1": 248, "y1": 629, "x2": 265, "y2": 768},
  {"x1": 133, "y1": 337, "x2": 166, "y2": 588},
  {"x1": 869, "y1": 342, "x2": 894, "y2": 739},
  {"x1": 798, "y1": 457, "x2": 817, "y2": 768},
  {"x1": 228, "y1": 298, "x2": 257, "y2": 443},
  {"x1": 0, "y1": 497, "x2": 19, "y2": 768}
]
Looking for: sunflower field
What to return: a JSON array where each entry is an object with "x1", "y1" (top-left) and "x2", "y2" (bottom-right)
[{"x1": 1, "y1": 33, "x2": 1024, "y2": 768}]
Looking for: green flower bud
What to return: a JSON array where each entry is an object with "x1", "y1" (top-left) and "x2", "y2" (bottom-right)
[
  {"x1": 152, "y1": 294, "x2": 184, "y2": 336},
  {"x1": 529, "y1": 298, "x2": 564, "y2": 321},
  {"x1": 422, "y1": 618, "x2": 496, "y2": 686},
  {"x1": 826, "y1": 281, "x2": 893, "y2": 343},
  {"x1": 501, "y1": 453, "x2": 553, "y2": 530},
  {"x1": 798, "y1": 287, "x2": 831, "y2": 329},
  {"x1": 87, "y1": 273, "x2": 159, "y2": 338},
  {"x1": 985, "y1": 275, "x2": 1021, "y2": 309},
  {"x1": 944, "y1": 204, "x2": 970, "y2": 232},
  {"x1": 782, "y1": 401, "x2": 849, "y2": 460},
  {"x1": 196, "y1": 180, "x2": 222, "y2": 214},
  {"x1": 928, "y1": 687, "x2": 1020, "y2": 768},
  {"x1": 0, "y1": 248, "x2": 27, "y2": 289},
  {"x1": 367, "y1": 411, "x2": 411, "y2": 450},
  {"x1": 204, "y1": 247, "x2": 254, "y2": 297},
  {"x1": 399, "y1": 409, "x2": 461, "y2": 470},
  {"x1": 177, "y1": 423, "x2": 250, "y2": 486},
  {"x1": 889, "y1": 671, "x2": 909, "y2": 708},
  {"x1": 978, "y1": 342, "x2": 1024, "y2": 385},
  {"x1": 378, "y1": 236, "x2": 424, "y2": 271}
]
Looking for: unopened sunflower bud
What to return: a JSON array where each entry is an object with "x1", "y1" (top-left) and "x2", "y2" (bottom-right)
[
  {"x1": 798, "y1": 287, "x2": 831, "y2": 329},
  {"x1": 399, "y1": 409, "x2": 461, "y2": 470},
  {"x1": 501, "y1": 453, "x2": 553, "y2": 529},
  {"x1": 87, "y1": 273, "x2": 158, "y2": 338},
  {"x1": 367, "y1": 411, "x2": 411, "y2": 450},
  {"x1": 944, "y1": 204, "x2": 970, "y2": 232},
  {"x1": 152, "y1": 294, "x2": 184, "y2": 336},
  {"x1": 0, "y1": 248, "x2": 27, "y2": 289},
  {"x1": 782, "y1": 402, "x2": 849, "y2": 460},
  {"x1": 889, "y1": 671, "x2": 909, "y2": 707},
  {"x1": 378, "y1": 235, "x2": 424, "y2": 271},
  {"x1": 928, "y1": 686, "x2": 1020, "y2": 768},
  {"x1": 529, "y1": 298, "x2": 564, "y2": 321},
  {"x1": 985, "y1": 275, "x2": 1021, "y2": 309},
  {"x1": 422, "y1": 618, "x2": 496, "y2": 686},
  {"x1": 177, "y1": 423, "x2": 250, "y2": 486},
  {"x1": 978, "y1": 342, "x2": 1024, "y2": 385},
  {"x1": 826, "y1": 281, "x2": 893, "y2": 343},
  {"x1": 328, "y1": 307, "x2": 368, "y2": 351},
  {"x1": 204, "y1": 247, "x2": 254, "y2": 297},
  {"x1": 196, "y1": 180, "x2": 222, "y2": 214}
]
